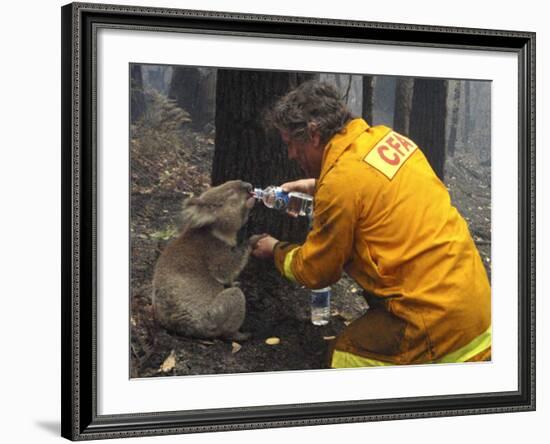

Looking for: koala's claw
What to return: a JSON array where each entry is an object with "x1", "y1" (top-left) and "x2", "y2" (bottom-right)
[{"x1": 223, "y1": 281, "x2": 240, "y2": 288}]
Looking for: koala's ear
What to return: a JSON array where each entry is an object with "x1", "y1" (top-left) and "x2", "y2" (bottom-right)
[{"x1": 181, "y1": 197, "x2": 218, "y2": 231}]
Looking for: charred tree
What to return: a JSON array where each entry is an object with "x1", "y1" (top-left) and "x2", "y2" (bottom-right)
[
  {"x1": 145, "y1": 66, "x2": 164, "y2": 93},
  {"x1": 409, "y1": 78, "x2": 448, "y2": 181},
  {"x1": 447, "y1": 80, "x2": 462, "y2": 157},
  {"x1": 362, "y1": 76, "x2": 375, "y2": 124},
  {"x1": 463, "y1": 80, "x2": 474, "y2": 148},
  {"x1": 393, "y1": 77, "x2": 414, "y2": 135},
  {"x1": 320, "y1": 74, "x2": 362, "y2": 116},
  {"x1": 130, "y1": 64, "x2": 145, "y2": 124},
  {"x1": 169, "y1": 67, "x2": 215, "y2": 129},
  {"x1": 475, "y1": 82, "x2": 492, "y2": 164},
  {"x1": 212, "y1": 70, "x2": 315, "y2": 243},
  {"x1": 203, "y1": 70, "x2": 217, "y2": 129}
]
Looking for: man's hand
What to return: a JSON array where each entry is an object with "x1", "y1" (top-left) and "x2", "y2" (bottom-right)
[
  {"x1": 281, "y1": 178, "x2": 316, "y2": 195},
  {"x1": 248, "y1": 233, "x2": 269, "y2": 247},
  {"x1": 250, "y1": 234, "x2": 279, "y2": 259}
]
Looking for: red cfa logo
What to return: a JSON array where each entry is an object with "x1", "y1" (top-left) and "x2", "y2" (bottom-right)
[{"x1": 364, "y1": 131, "x2": 418, "y2": 179}]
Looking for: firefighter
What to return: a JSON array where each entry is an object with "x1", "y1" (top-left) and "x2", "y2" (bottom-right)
[{"x1": 251, "y1": 80, "x2": 491, "y2": 367}]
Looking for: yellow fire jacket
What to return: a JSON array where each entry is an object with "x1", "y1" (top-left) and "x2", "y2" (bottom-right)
[{"x1": 274, "y1": 118, "x2": 491, "y2": 365}]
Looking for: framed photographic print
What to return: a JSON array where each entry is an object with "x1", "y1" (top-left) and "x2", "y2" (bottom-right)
[{"x1": 61, "y1": 2, "x2": 535, "y2": 440}]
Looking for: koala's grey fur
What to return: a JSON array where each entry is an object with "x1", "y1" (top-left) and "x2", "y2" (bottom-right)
[{"x1": 153, "y1": 180, "x2": 259, "y2": 341}]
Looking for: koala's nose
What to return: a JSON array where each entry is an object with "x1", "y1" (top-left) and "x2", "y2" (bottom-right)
[{"x1": 241, "y1": 182, "x2": 253, "y2": 193}]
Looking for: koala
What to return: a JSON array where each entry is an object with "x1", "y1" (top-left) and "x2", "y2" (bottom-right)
[{"x1": 152, "y1": 180, "x2": 259, "y2": 341}]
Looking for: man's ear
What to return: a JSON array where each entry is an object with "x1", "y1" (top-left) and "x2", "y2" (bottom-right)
[
  {"x1": 306, "y1": 122, "x2": 321, "y2": 147},
  {"x1": 310, "y1": 128, "x2": 323, "y2": 151}
]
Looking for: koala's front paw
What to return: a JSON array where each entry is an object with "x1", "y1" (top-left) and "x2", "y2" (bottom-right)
[{"x1": 226, "y1": 281, "x2": 240, "y2": 288}]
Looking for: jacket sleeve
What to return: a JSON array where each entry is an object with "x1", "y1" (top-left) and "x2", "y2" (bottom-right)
[{"x1": 273, "y1": 177, "x2": 358, "y2": 289}]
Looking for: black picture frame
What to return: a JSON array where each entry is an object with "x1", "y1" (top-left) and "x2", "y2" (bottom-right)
[{"x1": 61, "y1": 2, "x2": 536, "y2": 440}]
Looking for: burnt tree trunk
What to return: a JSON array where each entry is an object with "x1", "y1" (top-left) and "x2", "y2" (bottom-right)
[
  {"x1": 130, "y1": 64, "x2": 145, "y2": 124},
  {"x1": 203, "y1": 70, "x2": 217, "y2": 129},
  {"x1": 447, "y1": 80, "x2": 462, "y2": 157},
  {"x1": 362, "y1": 76, "x2": 375, "y2": 124},
  {"x1": 169, "y1": 67, "x2": 215, "y2": 129},
  {"x1": 409, "y1": 78, "x2": 448, "y2": 181},
  {"x1": 393, "y1": 77, "x2": 414, "y2": 135},
  {"x1": 463, "y1": 80, "x2": 474, "y2": 150},
  {"x1": 212, "y1": 70, "x2": 315, "y2": 243}
]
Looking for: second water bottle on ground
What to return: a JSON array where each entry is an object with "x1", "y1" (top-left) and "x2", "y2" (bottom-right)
[{"x1": 310, "y1": 287, "x2": 331, "y2": 326}]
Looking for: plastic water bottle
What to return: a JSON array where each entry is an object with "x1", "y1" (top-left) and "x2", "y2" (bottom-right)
[
  {"x1": 310, "y1": 287, "x2": 331, "y2": 326},
  {"x1": 253, "y1": 186, "x2": 313, "y2": 217}
]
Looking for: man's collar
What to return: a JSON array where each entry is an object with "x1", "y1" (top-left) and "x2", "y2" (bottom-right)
[{"x1": 318, "y1": 118, "x2": 369, "y2": 183}]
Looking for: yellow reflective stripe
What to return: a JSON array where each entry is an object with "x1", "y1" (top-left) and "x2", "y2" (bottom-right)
[
  {"x1": 330, "y1": 326, "x2": 492, "y2": 368},
  {"x1": 331, "y1": 350, "x2": 394, "y2": 368},
  {"x1": 437, "y1": 325, "x2": 492, "y2": 363},
  {"x1": 283, "y1": 247, "x2": 299, "y2": 283}
]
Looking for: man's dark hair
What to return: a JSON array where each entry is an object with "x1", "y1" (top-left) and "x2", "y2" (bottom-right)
[{"x1": 265, "y1": 80, "x2": 354, "y2": 146}]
